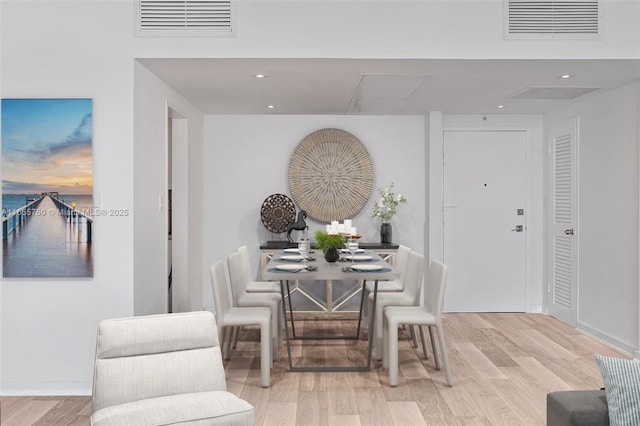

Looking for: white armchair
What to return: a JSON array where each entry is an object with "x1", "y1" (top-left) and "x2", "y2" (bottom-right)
[{"x1": 90, "y1": 311, "x2": 254, "y2": 426}]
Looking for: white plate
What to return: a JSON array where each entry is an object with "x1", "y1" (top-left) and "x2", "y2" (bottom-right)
[
  {"x1": 350, "y1": 264, "x2": 383, "y2": 272},
  {"x1": 344, "y1": 254, "x2": 373, "y2": 261},
  {"x1": 280, "y1": 254, "x2": 304, "y2": 261},
  {"x1": 341, "y1": 248, "x2": 365, "y2": 253},
  {"x1": 284, "y1": 248, "x2": 300, "y2": 253},
  {"x1": 276, "y1": 264, "x2": 306, "y2": 272}
]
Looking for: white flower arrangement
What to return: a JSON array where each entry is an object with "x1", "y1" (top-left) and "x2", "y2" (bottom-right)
[{"x1": 371, "y1": 183, "x2": 407, "y2": 222}]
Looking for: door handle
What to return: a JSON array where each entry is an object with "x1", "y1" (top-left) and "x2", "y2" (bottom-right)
[
  {"x1": 564, "y1": 228, "x2": 574, "y2": 235},
  {"x1": 511, "y1": 225, "x2": 523, "y2": 232}
]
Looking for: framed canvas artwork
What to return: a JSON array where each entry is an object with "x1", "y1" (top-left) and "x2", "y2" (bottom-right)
[{"x1": 1, "y1": 98, "x2": 94, "y2": 278}]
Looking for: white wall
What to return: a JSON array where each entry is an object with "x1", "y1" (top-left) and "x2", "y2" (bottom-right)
[
  {"x1": 133, "y1": 62, "x2": 204, "y2": 315},
  {"x1": 436, "y1": 114, "x2": 545, "y2": 312},
  {"x1": 545, "y1": 82, "x2": 640, "y2": 354},
  {"x1": 133, "y1": 0, "x2": 639, "y2": 60},
  {"x1": 0, "y1": 1, "x2": 135, "y2": 394},
  {"x1": 201, "y1": 115, "x2": 426, "y2": 308}
]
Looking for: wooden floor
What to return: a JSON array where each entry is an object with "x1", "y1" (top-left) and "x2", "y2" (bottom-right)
[{"x1": 0, "y1": 313, "x2": 628, "y2": 425}]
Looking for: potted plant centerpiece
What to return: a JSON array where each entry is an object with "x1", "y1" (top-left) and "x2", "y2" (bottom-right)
[
  {"x1": 372, "y1": 183, "x2": 407, "y2": 244},
  {"x1": 314, "y1": 230, "x2": 346, "y2": 263}
]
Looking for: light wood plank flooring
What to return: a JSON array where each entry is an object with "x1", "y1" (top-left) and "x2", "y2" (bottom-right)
[{"x1": 0, "y1": 313, "x2": 628, "y2": 425}]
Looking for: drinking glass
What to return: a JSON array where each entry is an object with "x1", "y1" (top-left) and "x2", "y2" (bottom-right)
[
  {"x1": 347, "y1": 237, "x2": 359, "y2": 265},
  {"x1": 298, "y1": 238, "x2": 310, "y2": 268}
]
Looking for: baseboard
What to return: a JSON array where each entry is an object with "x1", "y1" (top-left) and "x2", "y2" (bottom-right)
[
  {"x1": 576, "y1": 322, "x2": 636, "y2": 357},
  {"x1": 527, "y1": 304, "x2": 544, "y2": 313},
  {"x1": 0, "y1": 382, "x2": 91, "y2": 396}
]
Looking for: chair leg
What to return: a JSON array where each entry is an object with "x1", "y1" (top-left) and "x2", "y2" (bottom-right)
[
  {"x1": 375, "y1": 302, "x2": 384, "y2": 361},
  {"x1": 361, "y1": 287, "x2": 370, "y2": 331},
  {"x1": 429, "y1": 325, "x2": 440, "y2": 370},
  {"x1": 270, "y1": 300, "x2": 281, "y2": 361},
  {"x1": 383, "y1": 315, "x2": 389, "y2": 369},
  {"x1": 225, "y1": 327, "x2": 235, "y2": 360},
  {"x1": 388, "y1": 320, "x2": 400, "y2": 387},
  {"x1": 259, "y1": 320, "x2": 271, "y2": 388},
  {"x1": 220, "y1": 327, "x2": 229, "y2": 360},
  {"x1": 436, "y1": 324, "x2": 453, "y2": 386},
  {"x1": 409, "y1": 325, "x2": 418, "y2": 347},
  {"x1": 419, "y1": 325, "x2": 429, "y2": 359},
  {"x1": 232, "y1": 326, "x2": 240, "y2": 349}
]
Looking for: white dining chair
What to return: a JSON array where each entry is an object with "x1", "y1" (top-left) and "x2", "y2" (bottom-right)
[
  {"x1": 235, "y1": 246, "x2": 282, "y2": 337},
  {"x1": 210, "y1": 260, "x2": 272, "y2": 387},
  {"x1": 372, "y1": 250, "x2": 425, "y2": 361},
  {"x1": 383, "y1": 259, "x2": 452, "y2": 387},
  {"x1": 362, "y1": 244, "x2": 411, "y2": 325},
  {"x1": 237, "y1": 245, "x2": 281, "y2": 294},
  {"x1": 228, "y1": 249, "x2": 282, "y2": 359}
]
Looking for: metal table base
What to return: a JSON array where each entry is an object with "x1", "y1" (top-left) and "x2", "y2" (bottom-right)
[{"x1": 280, "y1": 278, "x2": 380, "y2": 372}]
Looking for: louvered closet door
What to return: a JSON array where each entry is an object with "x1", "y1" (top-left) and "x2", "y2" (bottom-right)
[{"x1": 549, "y1": 118, "x2": 578, "y2": 325}]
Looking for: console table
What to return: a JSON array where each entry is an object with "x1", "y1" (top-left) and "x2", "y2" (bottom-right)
[{"x1": 259, "y1": 241, "x2": 399, "y2": 319}]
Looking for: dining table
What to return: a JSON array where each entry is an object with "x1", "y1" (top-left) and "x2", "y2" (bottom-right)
[{"x1": 261, "y1": 249, "x2": 400, "y2": 372}]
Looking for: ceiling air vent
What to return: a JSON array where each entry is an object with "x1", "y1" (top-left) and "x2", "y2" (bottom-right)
[
  {"x1": 508, "y1": 86, "x2": 600, "y2": 100},
  {"x1": 137, "y1": 1, "x2": 235, "y2": 37},
  {"x1": 506, "y1": 0, "x2": 600, "y2": 39}
]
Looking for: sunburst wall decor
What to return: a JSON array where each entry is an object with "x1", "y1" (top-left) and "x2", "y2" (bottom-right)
[{"x1": 288, "y1": 128, "x2": 374, "y2": 223}]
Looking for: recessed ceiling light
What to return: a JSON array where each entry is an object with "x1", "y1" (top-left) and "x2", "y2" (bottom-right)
[
  {"x1": 497, "y1": 105, "x2": 505, "y2": 109},
  {"x1": 561, "y1": 74, "x2": 573, "y2": 79},
  {"x1": 255, "y1": 74, "x2": 265, "y2": 78},
  {"x1": 267, "y1": 105, "x2": 275, "y2": 109}
]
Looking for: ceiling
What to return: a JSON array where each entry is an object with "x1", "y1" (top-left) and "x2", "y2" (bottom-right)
[{"x1": 138, "y1": 58, "x2": 640, "y2": 115}]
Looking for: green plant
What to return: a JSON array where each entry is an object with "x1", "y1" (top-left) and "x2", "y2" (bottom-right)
[
  {"x1": 314, "y1": 230, "x2": 346, "y2": 251},
  {"x1": 371, "y1": 182, "x2": 407, "y2": 222}
]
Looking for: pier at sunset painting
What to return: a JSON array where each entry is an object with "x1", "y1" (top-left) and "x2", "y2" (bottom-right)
[{"x1": 1, "y1": 98, "x2": 94, "y2": 278}]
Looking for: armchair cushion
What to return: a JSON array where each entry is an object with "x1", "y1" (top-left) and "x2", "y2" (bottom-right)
[
  {"x1": 91, "y1": 391, "x2": 254, "y2": 426},
  {"x1": 91, "y1": 311, "x2": 254, "y2": 426}
]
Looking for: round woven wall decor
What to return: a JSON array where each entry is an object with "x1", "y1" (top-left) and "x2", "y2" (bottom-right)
[
  {"x1": 260, "y1": 193, "x2": 296, "y2": 233},
  {"x1": 288, "y1": 128, "x2": 374, "y2": 223}
]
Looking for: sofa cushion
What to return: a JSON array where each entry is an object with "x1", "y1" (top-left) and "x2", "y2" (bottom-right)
[
  {"x1": 547, "y1": 390, "x2": 609, "y2": 426},
  {"x1": 594, "y1": 354, "x2": 640, "y2": 426},
  {"x1": 90, "y1": 391, "x2": 254, "y2": 426}
]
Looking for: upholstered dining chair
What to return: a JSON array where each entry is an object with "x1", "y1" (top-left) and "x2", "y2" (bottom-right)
[
  {"x1": 383, "y1": 259, "x2": 452, "y2": 387},
  {"x1": 362, "y1": 245, "x2": 419, "y2": 346},
  {"x1": 228, "y1": 249, "x2": 282, "y2": 359},
  {"x1": 237, "y1": 245, "x2": 280, "y2": 294},
  {"x1": 91, "y1": 311, "x2": 254, "y2": 426},
  {"x1": 372, "y1": 250, "x2": 425, "y2": 361},
  {"x1": 210, "y1": 260, "x2": 272, "y2": 387}
]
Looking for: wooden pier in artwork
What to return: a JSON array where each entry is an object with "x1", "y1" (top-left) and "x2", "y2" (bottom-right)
[{"x1": 2, "y1": 193, "x2": 93, "y2": 277}]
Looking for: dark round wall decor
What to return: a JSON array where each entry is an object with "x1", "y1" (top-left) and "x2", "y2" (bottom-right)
[
  {"x1": 260, "y1": 193, "x2": 296, "y2": 233},
  {"x1": 288, "y1": 128, "x2": 374, "y2": 223}
]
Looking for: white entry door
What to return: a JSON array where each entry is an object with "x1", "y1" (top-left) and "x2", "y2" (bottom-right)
[
  {"x1": 548, "y1": 118, "x2": 578, "y2": 325},
  {"x1": 443, "y1": 131, "x2": 526, "y2": 312}
]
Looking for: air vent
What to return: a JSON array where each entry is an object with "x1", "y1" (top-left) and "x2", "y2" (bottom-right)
[
  {"x1": 346, "y1": 74, "x2": 431, "y2": 114},
  {"x1": 137, "y1": 1, "x2": 235, "y2": 37},
  {"x1": 508, "y1": 86, "x2": 600, "y2": 100},
  {"x1": 506, "y1": 0, "x2": 600, "y2": 39}
]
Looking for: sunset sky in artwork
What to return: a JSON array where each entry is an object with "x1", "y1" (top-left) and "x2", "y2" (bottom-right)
[{"x1": 1, "y1": 98, "x2": 93, "y2": 195}]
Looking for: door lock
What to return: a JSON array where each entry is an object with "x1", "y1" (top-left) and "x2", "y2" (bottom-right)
[
  {"x1": 564, "y1": 228, "x2": 574, "y2": 235},
  {"x1": 511, "y1": 225, "x2": 523, "y2": 232}
]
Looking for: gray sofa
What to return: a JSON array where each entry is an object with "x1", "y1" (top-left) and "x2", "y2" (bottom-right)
[{"x1": 547, "y1": 390, "x2": 609, "y2": 426}]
